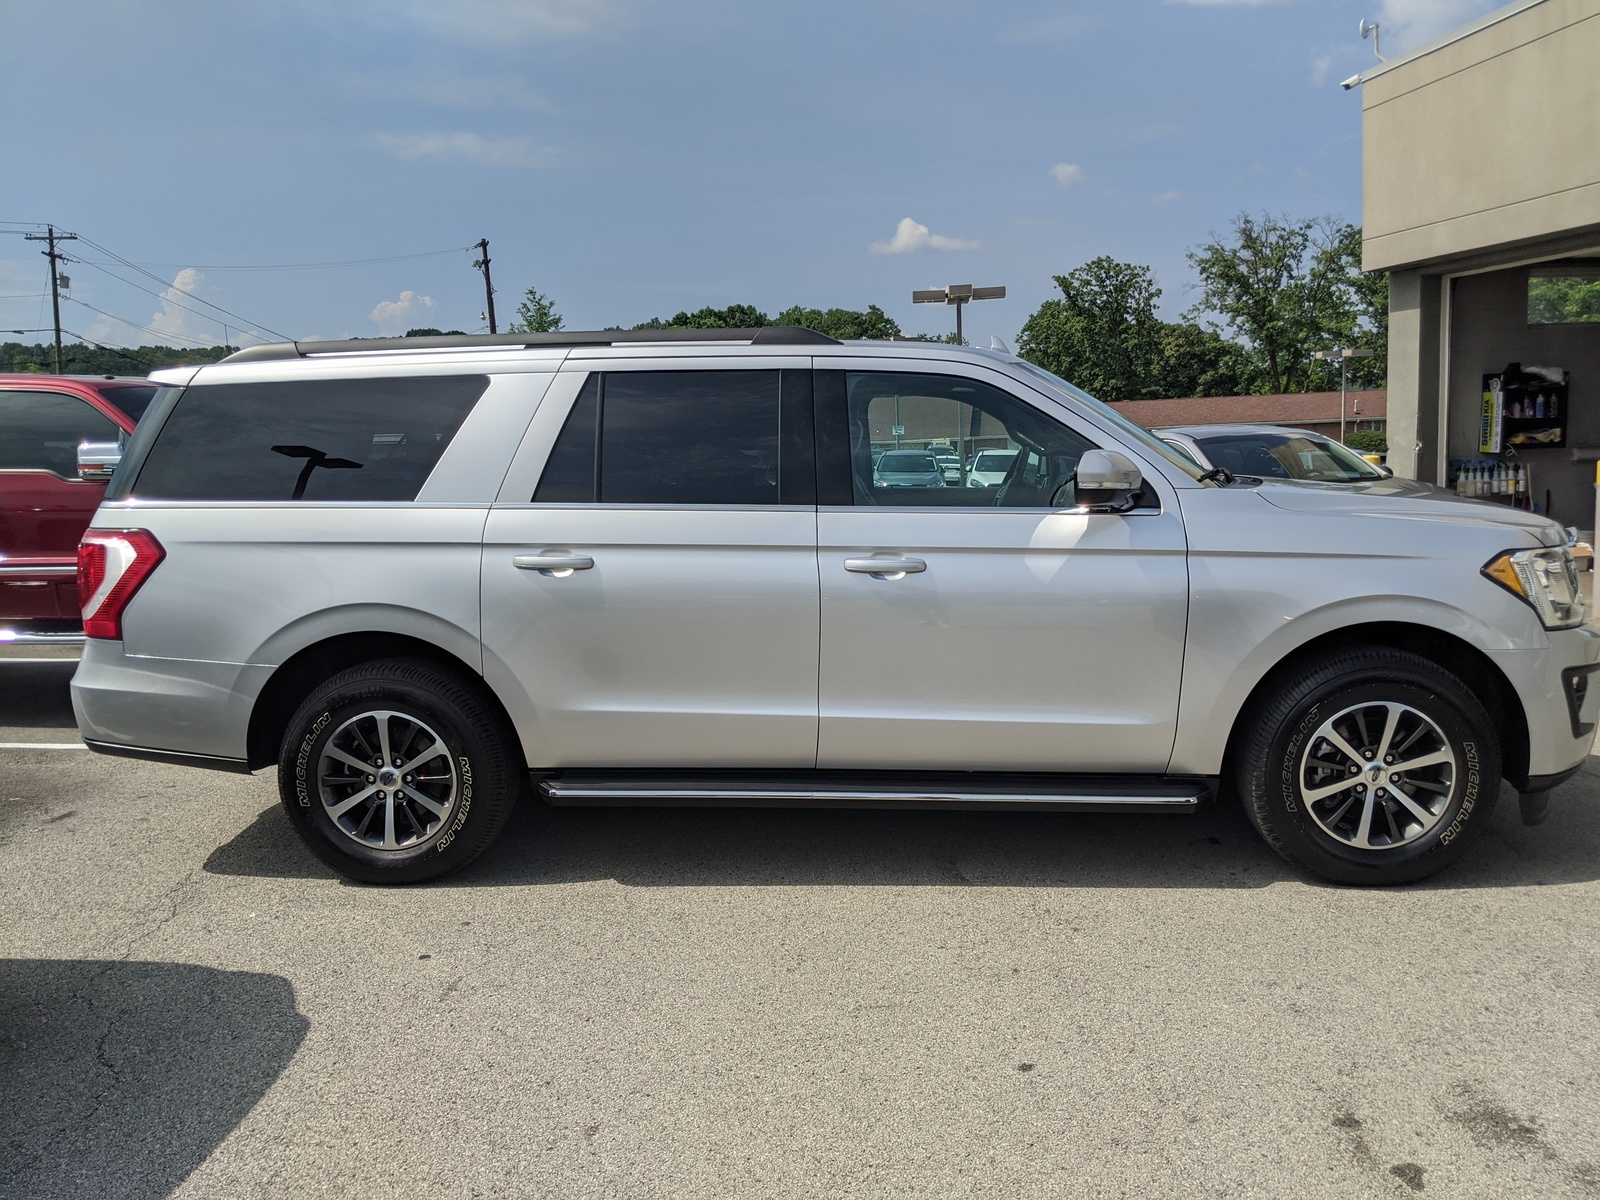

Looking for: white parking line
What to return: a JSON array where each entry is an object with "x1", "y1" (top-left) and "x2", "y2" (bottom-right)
[{"x1": 0, "y1": 742, "x2": 87, "y2": 750}]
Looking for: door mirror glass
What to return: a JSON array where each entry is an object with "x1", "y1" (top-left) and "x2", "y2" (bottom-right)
[
  {"x1": 77, "y1": 440, "x2": 123, "y2": 482},
  {"x1": 1073, "y1": 449, "x2": 1142, "y2": 510}
]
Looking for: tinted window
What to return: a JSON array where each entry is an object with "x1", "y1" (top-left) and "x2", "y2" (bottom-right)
[
  {"x1": 841, "y1": 372, "x2": 1096, "y2": 508},
  {"x1": 132, "y1": 376, "x2": 488, "y2": 501},
  {"x1": 532, "y1": 375, "x2": 599, "y2": 502},
  {"x1": 603, "y1": 371, "x2": 778, "y2": 505},
  {"x1": 532, "y1": 371, "x2": 785, "y2": 505},
  {"x1": 0, "y1": 389, "x2": 120, "y2": 474},
  {"x1": 101, "y1": 385, "x2": 159, "y2": 423}
]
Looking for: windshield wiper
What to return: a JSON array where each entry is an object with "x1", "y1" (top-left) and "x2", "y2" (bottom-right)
[{"x1": 1198, "y1": 465, "x2": 1236, "y2": 485}]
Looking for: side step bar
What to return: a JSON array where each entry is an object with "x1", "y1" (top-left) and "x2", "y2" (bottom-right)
[{"x1": 539, "y1": 771, "x2": 1210, "y2": 813}]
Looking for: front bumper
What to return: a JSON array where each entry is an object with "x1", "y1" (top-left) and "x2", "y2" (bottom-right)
[{"x1": 1491, "y1": 624, "x2": 1600, "y2": 789}]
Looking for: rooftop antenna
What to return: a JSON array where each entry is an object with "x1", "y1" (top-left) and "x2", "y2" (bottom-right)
[{"x1": 1359, "y1": 18, "x2": 1385, "y2": 62}]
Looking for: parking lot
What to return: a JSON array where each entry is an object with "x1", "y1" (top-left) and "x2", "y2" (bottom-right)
[{"x1": 3, "y1": 658, "x2": 1599, "y2": 1199}]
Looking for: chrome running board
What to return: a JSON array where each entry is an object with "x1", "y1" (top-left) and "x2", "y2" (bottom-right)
[{"x1": 540, "y1": 771, "x2": 1208, "y2": 813}]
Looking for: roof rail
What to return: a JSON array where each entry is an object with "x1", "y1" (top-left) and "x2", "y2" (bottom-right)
[{"x1": 221, "y1": 326, "x2": 840, "y2": 364}]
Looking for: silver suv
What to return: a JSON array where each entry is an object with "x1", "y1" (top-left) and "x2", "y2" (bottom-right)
[{"x1": 71, "y1": 329, "x2": 1600, "y2": 885}]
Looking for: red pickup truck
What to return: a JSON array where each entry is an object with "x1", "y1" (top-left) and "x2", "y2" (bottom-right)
[{"x1": 0, "y1": 374, "x2": 159, "y2": 652}]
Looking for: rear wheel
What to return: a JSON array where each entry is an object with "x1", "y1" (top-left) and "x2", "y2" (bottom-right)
[
  {"x1": 277, "y1": 658, "x2": 523, "y2": 884},
  {"x1": 1237, "y1": 647, "x2": 1500, "y2": 885}
]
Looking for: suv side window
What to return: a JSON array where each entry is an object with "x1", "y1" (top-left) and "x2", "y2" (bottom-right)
[
  {"x1": 532, "y1": 370, "x2": 815, "y2": 505},
  {"x1": 820, "y1": 371, "x2": 1097, "y2": 508},
  {"x1": 0, "y1": 389, "x2": 120, "y2": 476},
  {"x1": 131, "y1": 376, "x2": 489, "y2": 501}
]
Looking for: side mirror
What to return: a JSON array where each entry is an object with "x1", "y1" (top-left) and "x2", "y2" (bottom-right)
[
  {"x1": 77, "y1": 441, "x2": 123, "y2": 483},
  {"x1": 1072, "y1": 449, "x2": 1143, "y2": 511},
  {"x1": 1376, "y1": 463, "x2": 1394, "y2": 478}
]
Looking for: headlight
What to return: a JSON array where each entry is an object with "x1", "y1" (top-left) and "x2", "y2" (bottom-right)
[{"x1": 1482, "y1": 546, "x2": 1585, "y2": 629}]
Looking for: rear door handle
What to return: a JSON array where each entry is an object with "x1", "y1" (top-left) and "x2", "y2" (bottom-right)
[
  {"x1": 844, "y1": 555, "x2": 927, "y2": 579},
  {"x1": 514, "y1": 552, "x2": 594, "y2": 577}
]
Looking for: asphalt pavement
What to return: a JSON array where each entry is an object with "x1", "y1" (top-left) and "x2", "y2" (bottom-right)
[{"x1": 3, "y1": 659, "x2": 1599, "y2": 1199}]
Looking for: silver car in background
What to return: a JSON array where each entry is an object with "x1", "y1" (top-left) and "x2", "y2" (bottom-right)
[{"x1": 71, "y1": 329, "x2": 1599, "y2": 886}]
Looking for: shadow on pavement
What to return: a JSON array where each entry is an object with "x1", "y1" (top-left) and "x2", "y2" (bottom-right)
[
  {"x1": 0, "y1": 661, "x2": 78, "y2": 730},
  {"x1": 0, "y1": 959, "x2": 308, "y2": 1200},
  {"x1": 204, "y1": 769, "x2": 1600, "y2": 890}
]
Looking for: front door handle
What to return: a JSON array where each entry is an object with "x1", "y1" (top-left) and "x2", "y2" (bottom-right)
[
  {"x1": 514, "y1": 552, "x2": 594, "y2": 577},
  {"x1": 844, "y1": 554, "x2": 927, "y2": 580}
]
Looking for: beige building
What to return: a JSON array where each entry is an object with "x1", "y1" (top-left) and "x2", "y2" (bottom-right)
[{"x1": 1353, "y1": 0, "x2": 1600, "y2": 525}]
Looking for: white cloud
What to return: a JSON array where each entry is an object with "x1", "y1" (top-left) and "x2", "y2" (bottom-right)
[
  {"x1": 371, "y1": 132, "x2": 552, "y2": 168},
  {"x1": 148, "y1": 268, "x2": 219, "y2": 345},
  {"x1": 1153, "y1": 191, "x2": 1186, "y2": 206},
  {"x1": 1000, "y1": 14, "x2": 1100, "y2": 41},
  {"x1": 1374, "y1": 0, "x2": 1499, "y2": 52},
  {"x1": 1165, "y1": 0, "x2": 1300, "y2": 6},
  {"x1": 351, "y1": 71, "x2": 555, "y2": 112},
  {"x1": 1049, "y1": 163, "x2": 1085, "y2": 189},
  {"x1": 344, "y1": 0, "x2": 625, "y2": 43},
  {"x1": 370, "y1": 290, "x2": 437, "y2": 336},
  {"x1": 869, "y1": 218, "x2": 978, "y2": 255},
  {"x1": 1309, "y1": 47, "x2": 1338, "y2": 85}
]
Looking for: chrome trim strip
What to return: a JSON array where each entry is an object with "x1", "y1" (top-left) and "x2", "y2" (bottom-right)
[
  {"x1": 0, "y1": 629, "x2": 86, "y2": 645},
  {"x1": 0, "y1": 565, "x2": 76, "y2": 576},
  {"x1": 542, "y1": 782, "x2": 1202, "y2": 806}
]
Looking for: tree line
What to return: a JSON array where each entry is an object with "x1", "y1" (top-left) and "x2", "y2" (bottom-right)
[
  {"x1": 2, "y1": 212, "x2": 1387, "y2": 401},
  {"x1": 1018, "y1": 215, "x2": 1386, "y2": 401}
]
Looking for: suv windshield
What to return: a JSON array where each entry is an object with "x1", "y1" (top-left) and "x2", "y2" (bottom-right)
[{"x1": 1195, "y1": 432, "x2": 1382, "y2": 482}]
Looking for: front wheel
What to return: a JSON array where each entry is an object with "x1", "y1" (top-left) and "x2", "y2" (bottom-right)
[
  {"x1": 277, "y1": 658, "x2": 523, "y2": 884},
  {"x1": 1237, "y1": 647, "x2": 1500, "y2": 885}
]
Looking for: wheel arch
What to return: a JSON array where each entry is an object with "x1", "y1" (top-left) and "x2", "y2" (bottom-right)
[
  {"x1": 1220, "y1": 621, "x2": 1531, "y2": 792},
  {"x1": 245, "y1": 631, "x2": 521, "y2": 772}
]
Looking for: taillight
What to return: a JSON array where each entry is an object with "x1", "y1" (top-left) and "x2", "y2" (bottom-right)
[{"x1": 77, "y1": 529, "x2": 165, "y2": 640}]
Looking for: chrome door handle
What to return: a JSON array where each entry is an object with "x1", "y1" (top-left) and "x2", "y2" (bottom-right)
[
  {"x1": 844, "y1": 555, "x2": 926, "y2": 579},
  {"x1": 514, "y1": 552, "x2": 594, "y2": 577}
]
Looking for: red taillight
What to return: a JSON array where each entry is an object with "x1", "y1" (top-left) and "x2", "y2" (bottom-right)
[{"x1": 77, "y1": 529, "x2": 165, "y2": 640}]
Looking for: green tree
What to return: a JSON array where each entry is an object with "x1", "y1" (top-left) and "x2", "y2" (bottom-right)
[
  {"x1": 633, "y1": 304, "x2": 769, "y2": 330},
  {"x1": 1346, "y1": 429, "x2": 1388, "y2": 454},
  {"x1": 508, "y1": 287, "x2": 564, "y2": 334},
  {"x1": 1528, "y1": 274, "x2": 1600, "y2": 324},
  {"x1": 0, "y1": 340, "x2": 233, "y2": 374},
  {"x1": 1154, "y1": 322, "x2": 1249, "y2": 398},
  {"x1": 773, "y1": 304, "x2": 900, "y2": 340},
  {"x1": 1017, "y1": 257, "x2": 1165, "y2": 401},
  {"x1": 404, "y1": 327, "x2": 466, "y2": 337},
  {"x1": 1187, "y1": 214, "x2": 1389, "y2": 395}
]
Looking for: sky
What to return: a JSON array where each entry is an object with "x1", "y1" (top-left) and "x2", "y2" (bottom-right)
[{"x1": 0, "y1": 0, "x2": 1504, "y2": 355}]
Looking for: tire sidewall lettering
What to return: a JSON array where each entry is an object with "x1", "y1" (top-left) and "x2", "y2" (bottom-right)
[
  {"x1": 436, "y1": 753, "x2": 474, "y2": 853},
  {"x1": 294, "y1": 710, "x2": 333, "y2": 809},
  {"x1": 1279, "y1": 702, "x2": 1320, "y2": 813}
]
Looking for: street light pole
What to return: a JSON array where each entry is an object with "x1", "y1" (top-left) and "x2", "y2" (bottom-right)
[
  {"x1": 1313, "y1": 347, "x2": 1375, "y2": 444},
  {"x1": 912, "y1": 283, "x2": 1005, "y2": 345}
]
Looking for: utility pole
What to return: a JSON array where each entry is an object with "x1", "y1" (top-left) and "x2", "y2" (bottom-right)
[
  {"x1": 24, "y1": 225, "x2": 77, "y2": 372},
  {"x1": 472, "y1": 238, "x2": 497, "y2": 334}
]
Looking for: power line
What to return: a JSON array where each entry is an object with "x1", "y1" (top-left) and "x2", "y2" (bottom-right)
[
  {"x1": 64, "y1": 296, "x2": 221, "y2": 348},
  {"x1": 58, "y1": 328, "x2": 177, "y2": 371},
  {"x1": 73, "y1": 234, "x2": 291, "y2": 340},
  {"x1": 83, "y1": 245, "x2": 476, "y2": 272},
  {"x1": 67, "y1": 256, "x2": 275, "y2": 343}
]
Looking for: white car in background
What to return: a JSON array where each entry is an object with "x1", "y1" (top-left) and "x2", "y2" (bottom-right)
[{"x1": 965, "y1": 447, "x2": 1017, "y2": 488}]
